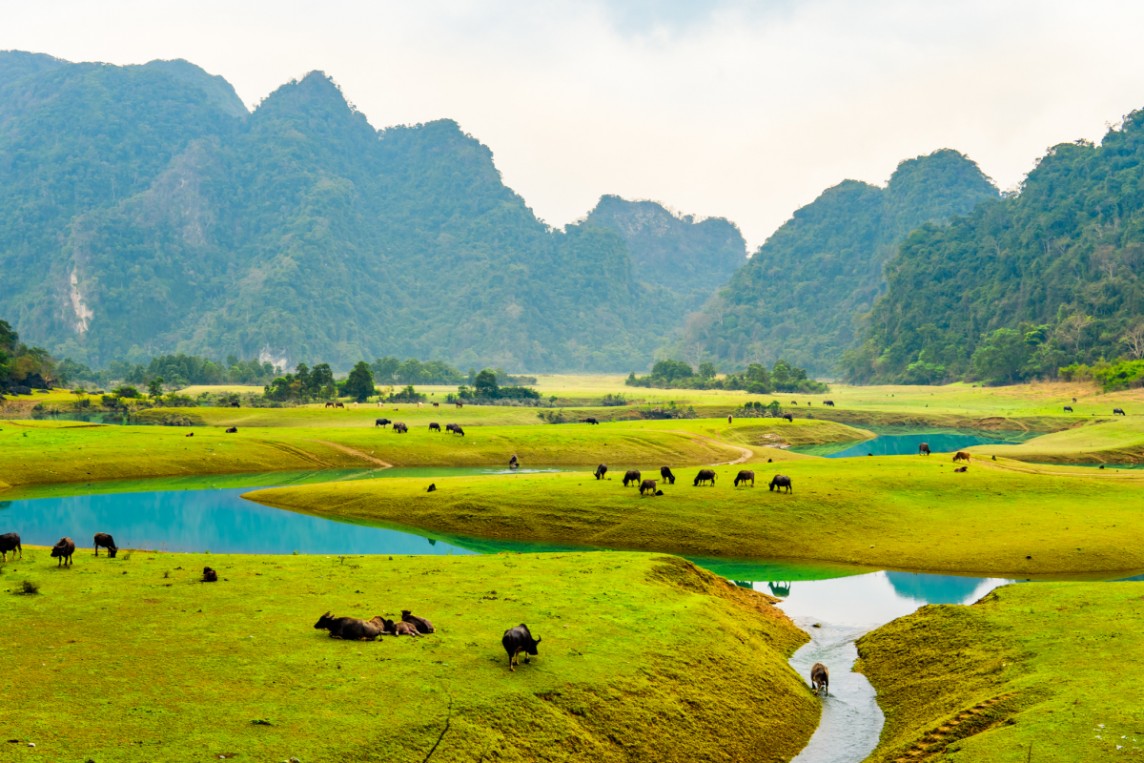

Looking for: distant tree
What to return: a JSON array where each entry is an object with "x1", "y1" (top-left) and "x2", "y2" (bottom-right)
[
  {"x1": 342, "y1": 361, "x2": 375, "y2": 402},
  {"x1": 697, "y1": 362, "x2": 717, "y2": 379},
  {"x1": 147, "y1": 377, "x2": 165, "y2": 400},
  {"x1": 473, "y1": 369, "x2": 499, "y2": 399}
]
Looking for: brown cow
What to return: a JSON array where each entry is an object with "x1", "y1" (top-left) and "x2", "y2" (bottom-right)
[
  {"x1": 953, "y1": 451, "x2": 970, "y2": 462},
  {"x1": 918, "y1": 442, "x2": 931, "y2": 456}
]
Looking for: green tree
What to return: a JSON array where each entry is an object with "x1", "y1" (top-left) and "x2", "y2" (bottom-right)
[
  {"x1": 147, "y1": 377, "x2": 165, "y2": 400},
  {"x1": 343, "y1": 361, "x2": 375, "y2": 402},
  {"x1": 474, "y1": 369, "x2": 499, "y2": 399}
]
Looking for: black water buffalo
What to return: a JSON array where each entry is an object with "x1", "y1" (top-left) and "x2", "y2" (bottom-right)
[
  {"x1": 225, "y1": 426, "x2": 238, "y2": 434},
  {"x1": 313, "y1": 611, "x2": 386, "y2": 641},
  {"x1": 769, "y1": 475, "x2": 792, "y2": 493},
  {"x1": 432, "y1": 402, "x2": 440, "y2": 407},
  {"x1": 918, "y1": 442, "x2": 931, "y2": 456},
  {"x1": 502, "y1": 624, "x2": 541, "y2": 671},
  {"x1": 393, "y1": 422, "x2": 408, "y2": 433},
  {"x1": 953, "y1": 451, "x2": 970, "y2": 462},
  {"x1": 1063, "y1": 406, "x2": 1073, "y2": 412},
  {"x1": 622, "y1": 470, "x2": 642, "y2": 487},
  {"x1": 639, "y1": 479, "x2": 658, "y2": 495},
  {"x1": 185, "y1": 432, "x2": 194, "y2": 437},
  {"x1": 693, "y1": 469, "x2": 716, "y2": 486},
  {"x1": 1114, "y1": 408, "x2": 1127, "y2": 416},
  {"x1": 811, "y1": 662, "x2": 829, "y2": 696},
  {"x1": 389, "y1": 620, "x2": 420, "y2": 636},
  {"x1": 445, "y1": 423, "x2": 464, "y2": 436},
  {"x1": 375, "y1": 418, "x2": 391, "y2": 428},
  {"x1": 427, "y1": 483, "x2": 437, "y2": 492},
  {"x1": 509, "y1": 454, "x2": 519, "y2": 469},
  {"x1": 401, "y1": 610, "x2": 436, "y2": 634},
  {"x1": 954, "y1": 466, "x2": 968, "y2": 473},
  {"x1": 594, "y1": 464, "x2": 608, "y2": 480},
  {"x1": 51, "y1": 537, "x2": 75, "y2": 566},
  {"x1": 428, "y1": 422, "x2": 441, "y2": 432},
  {"x1": 202, "y1": 566, "x2": 218, "y2": 582},
  {"x1": 660, "y1": 466, "x2": 676, "y2": 485},
  {"x1": 93, "y1": 532, "x2": 118, "y2": 558},
  {"x1": 824, "y1": 400, "x2": 835, "y2": 407},
  {"x1": 0, "y1": 532, "x2": 21, "y2": 561},
  {"x1": 782, "y1": 413, "x2": 794, "y2": 423},
  {"x1": 734, "y1": 470, "x2": 755, "y2": 487},
  {"x1": 583, "y1": 417, "x2": 600, "y2": 425}
]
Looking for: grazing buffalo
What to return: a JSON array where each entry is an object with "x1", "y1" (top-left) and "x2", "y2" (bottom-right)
[
  {"x1": 622, "y1": 470, "x2": 642, "y2": 487},
  {"x1": 445, "y1": 423, "x2": 464, "y2": 435},
  {"x1": 427, "y1": 483, "x2": 437, "y2": 493},
  {"x1": 401, "y1": 610, "x2": 436, "y2": 634},
  {"x1": 502, "y1": 624, "x2": 541, "y2": 671},
  {"x1": 225, "y1": 426, "x2": 238, "y2": 434},
  {"x1": 509, "y1": 454, "x2": 519, "y2": 469},
  {"x1": 455, "y1": 401, "x2": 464, "y2": 408},
  {"x1": 325, "y1": 401, "x2": 335, "y2": 408},
  {"x1": 0, "y1": 532, "x2": 21, "y2": 561},
  {"x1": 660, "y1": 466, "x2": 676, "y2": 484},
  {"x1": 693, "y1": 469, "x2": 716, "y2": 487},
  {"x1": 375, "y1": 418, "x2": 391, "y2": 428},
  {"x1": 1114, "y1": 408, "x2": 1127, "y2": 416},
  {"x1": 202, "y1": 566, "x2": 218, "y2": 582},
  {"x1": 185, "y1": 432, "x2": 194, "y2": 437},
  {"x1": 811, "y1": 662, "x2": 829, "y2": 696},
  {"x1": 313, "y1": 612, "x2": 385, "y2": 641},
  {"x1": 954, "y1": 466, "x2": 968, "y2": 473},
  {"x1": 918, "y1": 442, "x2": 931, "y2": 456},
  {"x1": 824, "y1": 400, "x2": 835, "y2": 407},
  {"x1": 393, "y1": 422, "x2": 408, "y2": 433},
  {"x1": 51, "y1": 537, "x2": 76, "y2": 566},
  {"x1": 1063, "y1": 406, "x2": 1073, "y2": 412},
  {"x1": 782, "y1": 413, "x2": 794, "y2": 423},
  {"x1": 594, "y1": 464, "x2": 608, "y2": 480},
  {"x1": 953, "y1": 451, "x2": 970, "y2": 463},
  {"x1": 734, "y1": 470, "x2": 755, "y2": 487},
  {"x1": 432, "y1": 402, "x2": 440, "y2": 407},
  {"x1": 93, "y1": 532, "x2": 118, "y2": 558},
  {"x1": 639, "y1": 479, "x2": 658, "y2": 496},
  {"x1": 769, "y1": 475, "x2": 792, "y2": 493},
  {"x1": 583, "y1": 417, "x2": 600, "y2": 425},
  {"x1": 728, "y1": 415, "x2": 733, "y2": 424},
  {"x1": 428, "y1": 422, "x2": 441, "y2": 432}
]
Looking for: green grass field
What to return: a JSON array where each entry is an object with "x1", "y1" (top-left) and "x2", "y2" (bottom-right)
[
  {"x1": 0, "y1": 549, "x2": 816, "y2": 763},
  {"x1": 857, "y1": 582, "x2": 1144, "y2": 762}
]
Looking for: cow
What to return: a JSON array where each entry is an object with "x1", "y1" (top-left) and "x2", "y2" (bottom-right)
[
  {"x1": 427, "y1": 483, "x2": 437, "y2": 493},
  {"x1": 185, "y1": 432, "x2": 194, "y2": 437},
  {"x1": 824, "y1": 400, "x2": 835, "y2": 407},
  {"x1": 810, "y1": 662, "x2": 829, "y2": 696},
  {"x1": 202, "y1": 566, "x2": 218, "y2": 582},
  {"x1": 1063, "y1": 406, "x2": 1073, "y2": 412},
  {"x1": 639, "y1": 479, "x2": 658, "y2": 495},
  {"x1": 782, "y1": 413, "x2": 794, "y2": 422},
  {"x1": 660, "y1": 466, "x2": 676, "y2": 485},
  {"x1": 583, "y1": 417, "x2": 600, "y2": 425},
  {"x1": 428, "y1": 422, "x2": 441, "y2": 432},
  {"x1": 452, "y1": 425, "x2": 465, "y2": 437},
  {"x1": 953, "y1": 451, "x2": 970, "y2": 463},
  {"x1": 508, "y1": 454, "x2": 519, "y2": 469},
  {"x1": 313, "y1": 611, "x2": 385, "y2": 641},
  {"x1": 225, "y1": 426, "x2": 238, "y2": 434},
  {"x1": 375, "y1": 418, "x2": 391, "y2": 428},
  {"x1": 391, "y1": 620, "x2": 420, "y2": 636},
  {"x1": 769, "y1": 475, "x2": 792, "y2": 493},
  {"x1": 432, "y1": 402, "x2": 440, "y2": 407},
  {"x1": 51, "y1": 537, "x2": 75, "y2": 567},
  {"x1": 325, "y1": 401, "x2": 335, "y2": 408},
  {"x1": 1114, "y1": 408, "x2": 1127, "y2": 416},
  {"x1": 401, "y1": 610, "x2": 436, "y2": 634},
  {"x1": 502, "y1": 624, "x2": 541, "y2": 671},
  {"x1": 918, "y1": 442, "x2": 931, "y2": 456},
  {"x1": 0, "y1": 532, "x2": 21, "y2": 561},
  {"x1": 693, "y1": 469, "x2": 716, "y2": 487},
  {"x1": 335, "y1": 402, "x2": 345, "y2": 409},
  {"x1": 622, "y1": 470, "x2": 642, "y2": 487},
  {"x1": 734, "y1": 470, "x2": 755, "y2": 488},
  {"x1": 393, "y1": 422, "x2": 408, "y2": 433},
  {"x1": 594, "y1": 464, "x2": 608, "y2": 480},
  {"x1": 93, "y1": 532, "x2": 118, "y2": 558},
  {"x1": 954, "y1": 466, "x2": 968, "y2": 473}
]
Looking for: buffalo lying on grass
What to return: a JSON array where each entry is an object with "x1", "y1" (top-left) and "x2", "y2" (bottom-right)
[{"x1": 314, "y1": 612, "x2": 386, "y2": 640}]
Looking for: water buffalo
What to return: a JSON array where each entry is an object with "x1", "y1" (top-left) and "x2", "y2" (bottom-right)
[
  {"x1": 185, "y1": 432, "x2": 194, "y2": 437},
  {"x1": 811, "y1": 662, "x2": 829, "y2": 696},
  {"x1": 824, "y1": 400, "x2": 835, "y2": 407},
  {"x1": 639, "y1": 479, "x2": 658, "y2": 495},
  {"x1": 1114, "y1": 408, "x2": 1127, "y2": 416},
  {"x1": 393, "y1": 422, "x2": 408, "y2": 433},
  {"x1": 782, "y1": 413, "x2": 794, "y2": 422},
  {"x1": 0, "y1": 532, "x2": 21, "y2": 561},
  {"x1": 769, "y1": 475, "x2": 792, "y2": 493},
  {"x1": 375, "y1": 418, "x2": 391, "y2": 427},
  {"x1": 51, "y1": 537, "x2": 75, "y2": 566},
  {"x1": 953, "y1": 451, "x2": 970, "y2": 463},
  {"x1": 202, "y1": 566, "x2": 218, "y2": 582},
  {"x1": 325, "y1": 401, "x2": 335, "y2": 408},
  {"x1": 445, "y1": 423, "x2": 464, "y2": 436},
  {"x1": 432, "y1": 402, "x2": 440, "y2": 407},
  {"x1": 509, "y1": 454, "x2": 519, "y2": 469},
  {"x1": 693, "y1": 469, "x2": 716, "y2": 486},
  {"x1": 225, "y1": 426, "x2": 238, "y2": 434},
  {"x1": 93, "y1": 532, "x2": 117, "y2": 558},
  {"x1": 918, "y1": 442, "x2": 931, "y2": 456},
  {"x1": 428, "y1": 422, "x2": 441, "y2": 432},
  {"x1": 427, "y1": 483, "x2": 437, "y2": 493},
  {"x1": 954, "y1": 466, "x2": 968, "y2": 473},
  {"x1": 390, "y1": 620, "x2": 420, "y2": 636},
  {"x1": 660, "y1": 466, "x2": 676, "y2": 485},
  {"x1": 594, "y1": 464, "x2": 608, "y2": 480},
  {"x1": 583, "y1": 417, "x2": 600, "y2": 425},
  {"x1": 622, "y1": 470, "x2": 642, "y2": 487},
  {"x1": 1063, "y1": 406, "x2": 1073, "y2": 412},
  {"x1": 401, "y1": 610, "x2": 436, "y2": 634},
  {"x1": 502, "y1": 624, "x2": 541, "y2": 671},
  {"x1": 313, "y1": 611, "x2": 385, "y2": 641},
  {"x1": 727, "y1": 415, "x2": 733, "y2": 424},
  {"x1": 733, "y1": 470, "x2": 755, "y2": 487}
]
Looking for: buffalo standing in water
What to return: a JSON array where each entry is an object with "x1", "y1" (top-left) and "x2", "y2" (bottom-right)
[
  {"x1": 810, "y1": 662, "x2": 829, "y2": 696},
  {"x1": 769, "y1": 475, "x2": 792, "y2": 493}
]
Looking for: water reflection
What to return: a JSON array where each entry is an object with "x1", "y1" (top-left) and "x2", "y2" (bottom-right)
[{"x1": 801, "y1": 430, "x2": 1029, "y2": 459}]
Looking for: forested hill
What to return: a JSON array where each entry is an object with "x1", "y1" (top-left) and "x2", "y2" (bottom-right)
[
  {"x1": 670, "y1": 150, "x2": 999, "y2": 375},
  {"x1": 845, "y1": 113, "x2": 1144, "y2": 384},
  {"x1": 0, "y1": 52, "x2": 744, "y2": 372}
]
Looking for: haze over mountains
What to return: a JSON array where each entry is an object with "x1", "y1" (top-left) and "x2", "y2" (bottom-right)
[{"x1": 2, "y1": 51, "x2": 1142, "y2": 379}]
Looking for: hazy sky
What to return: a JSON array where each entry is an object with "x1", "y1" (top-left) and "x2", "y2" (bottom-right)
[{"x1": 5, "y1": 0, "x2": 1144, "y2": 249}]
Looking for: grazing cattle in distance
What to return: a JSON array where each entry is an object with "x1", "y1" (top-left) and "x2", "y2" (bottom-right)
[
  {"x1": 502, "y1": 624, "x2": 541, "y2": 671},
  {"x1": 791, "y1": 401, "x2": 797, "y2": 406},
  {"x1": 660, "y1": 466, "x2": 676, "y2": 484},
  {"x1": 93, "y1": 532, "x2": 118, "y2": 558},
  {"x1": 432, "y1": 402, "x2": 440, "y2": 407},
  {"x1": 185, "y1": 432, "x2": 194, "y2": 437},
  {"x1": 639, "y1": 479, "x2": 658, "y2": 495},
  {"x1": 51, "y1": 537, "x2": 76, "y2": 566},
  {"x1": 428, "y1": 422, "x2": 441, "y2": 432},
  {"x1": 953, "y1": 451, "x2": 970, "y2": 463},
  {"x1": 0, "y1": 532, "x2": 21, "y2": 561},
  {"x1": 1072, "y1": 397, "x2": 1078, "y2": 403},
  {"x1": 693, "y1": 469, "x2": 716, "y2": 487},
  {"x1": 782, "y1": 413, "x2": 794, "y2": 423},
  {"x1": 375, "y1": 418, "x2": 391, "y2": 427},
  {"x1": 202, "y1": 566, "x2": 218, "y2": 582},
  {"x1": 769, "y1": 475, "x2": 793, "y2": 493},
  {"x1": 824, "y1": 400, "x2": 835, "y2": 407},
  {"x1": 1063, "y1": 406, "x2": 1073, "y2": 412},
  {"x1": 594, "y1": 464, "x2": 608, "y2": 480},
  {"x1": 452, "y1": 425, "x2": 465, "y2": 436},
  {"x1": 583, "y1": 417, "x2": 600, "y2": 425},
  {"x1": 728, "y1": 415, "x2": 733, "y2": 424},
  {"x1": 623, "y1": 470, "x2": 642, "y2": 487},
  {"x1": 325, "y1": 401, "x2": 335, "y2": 408},
  {"x1": 954, "y1": 466, "x2": 968, "y2": 473},
  {"x1": 734, "y1": 470, "x2": 755, "y2": 488},
  {"x1": 1114, "y1": 408, "x2": 1127, "y2": 416},
  {"x1": 427, "y1": 483, "x2": 436, "y2": 493},
  {"x1": 393, "y1": 422, "x2": 408, "y2": 433},
  {"x1": 402, "y1": 610, "x2": 436, "y2": 634},
  {"x1": 918, "y1": 442, "x2": 931, "y2": 456},
  {"x1": 313, "y1": 612, "x2": 385, "y2": 641},
  {"x1": 225, "y1": 426, "x2": 238, "y2": 434},
  {"x1": 509, "y1": 454, "x2": 519, "y2": 469},
  {"x1": 811, "y1": 662, "x2": 829, "y2": 696}
]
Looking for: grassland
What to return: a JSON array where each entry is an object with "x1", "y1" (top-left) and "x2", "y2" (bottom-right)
[
  {"x1": 0, "y1": 549, "x2": 816, "y2": 763},
  {"x1": 856, "y1": 582, "x2": 1144, "y2": 762}
]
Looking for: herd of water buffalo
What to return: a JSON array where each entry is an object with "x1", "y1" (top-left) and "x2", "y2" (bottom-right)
[{"x1": 592, "y1": 464, "x2": 793, "y2": 495}]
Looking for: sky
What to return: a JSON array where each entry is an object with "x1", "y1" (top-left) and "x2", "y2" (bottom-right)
[{"x1": 5, "y1": 0, "x2": 1144, "y2": 250}]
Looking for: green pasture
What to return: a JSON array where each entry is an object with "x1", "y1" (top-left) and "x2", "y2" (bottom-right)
[
  {"x1": 248, "y1": 457, "x2": 1144, "y2": 577},
  {"x1": 857, "y1": 582, "x2": 1144, "y2": 762},
  {"x1": 0, "y1": 550, "x2": 816, "y2": 763},
  {"x1": 981, "y1": 416, "x2": 1144, "y2": 464}
]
